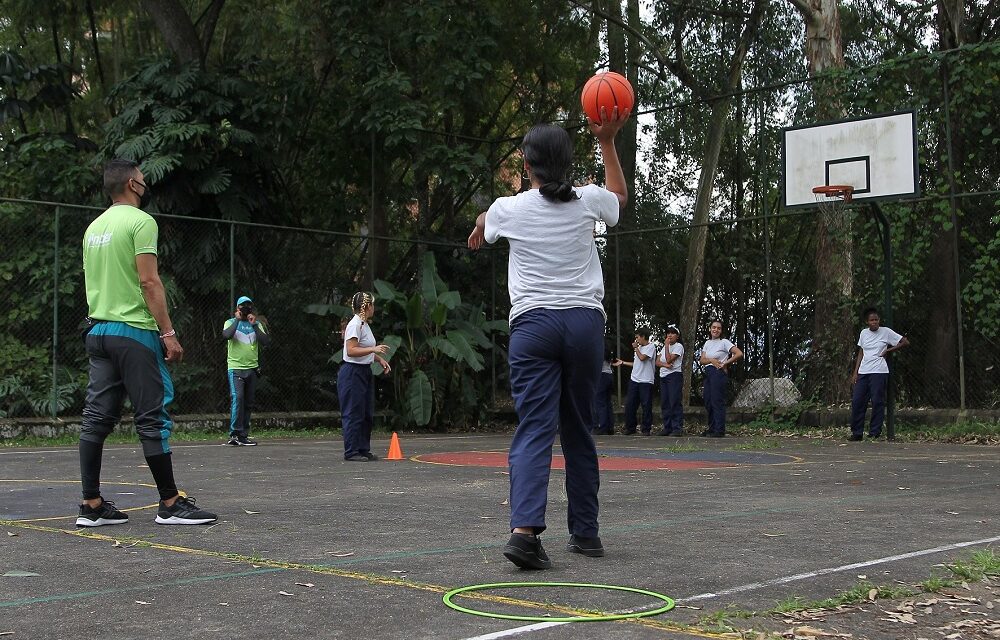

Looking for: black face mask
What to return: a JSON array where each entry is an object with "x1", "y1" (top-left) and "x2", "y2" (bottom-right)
[{"x1": 138, "y1": 186, "x2": 152, "y2": 210}]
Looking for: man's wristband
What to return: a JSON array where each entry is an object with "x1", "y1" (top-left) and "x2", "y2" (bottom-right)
[{"x1": 160, "y1": 329, "x2": 176, "y2": 339}]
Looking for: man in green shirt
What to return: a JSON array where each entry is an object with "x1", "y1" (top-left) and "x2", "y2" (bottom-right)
[
  {"x1": 77, "y1": 158, "x2": 217, "y2": 527},
  {"x1": 222, "y1": 295, "x2": 271, "y2": 445}
]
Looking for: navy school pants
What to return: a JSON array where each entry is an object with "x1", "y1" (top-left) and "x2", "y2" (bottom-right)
[
  {"x1": 338, "y1": 362, "x2": 374, "y2": 459},
  {"x1": 850, "y1": 373, "x2": 888, "y2": 437},
  {"x1": 507, "y1": 307, "x2": 604, "y2": 537},
  {"x1": 703, "y1": 365, "x2": 728, "y2": 435},
  {"x1": 623, "y1": 380, "x2": 653, "y2": 434},
  {"x1": 659, "y1": 373, "x2": 683, "y2": 433}
]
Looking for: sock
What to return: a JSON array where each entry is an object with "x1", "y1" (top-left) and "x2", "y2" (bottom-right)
[
  {"x1": 145, "y1": 453, "x2": 179, "y2": 502},
  {"x1": 79, "y1": 439, "x2": 104, "y2": 500}
]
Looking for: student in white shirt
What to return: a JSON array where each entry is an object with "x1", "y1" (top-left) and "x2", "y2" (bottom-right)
[
  {"x1": 338, "y1": 292, "x2": 392, "y2": 461},
  {"x1": 848, "y1": 307, "x2": 909, "y2": 440},
  {"x1": 655, "y1": 325, "x2": 685, "y2": 436},
  {"x1": 467, "y1": 106, "x2": 628, "y2": 570},
  {"x1": 613, "y1": 329, "x2": 657, "y2": 434},
  {"x1": 698, "y1": 320, "x2": 743, "y2": 437}
]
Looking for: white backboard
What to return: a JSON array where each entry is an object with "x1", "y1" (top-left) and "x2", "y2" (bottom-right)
[{"x1": 782, "y1": 111, "x2": 919, "y2": 208}]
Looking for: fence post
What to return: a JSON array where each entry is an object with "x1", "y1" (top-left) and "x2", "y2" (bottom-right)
[
  {"x1": 51, "y1": 206, "x2": 61, "y2": 418},
  {"x1": 615, "y1": 232, "x2": 622, "y2": 408},
  {"x1": 941, "y1": 61, "x2": 967, "y2": 411},
  {"x1": 759, "y1": 94, "x2": 775, "y2": 406},
  {"x1": 491, "y1": 248, "x2": 497, "y2": 408},
  {"x1": 229, "y1": 222, "x2": 235, "y2": 308}
]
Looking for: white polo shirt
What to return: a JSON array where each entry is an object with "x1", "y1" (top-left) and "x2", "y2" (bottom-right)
[
  {"x1": 659, "y1": 342, "x2": 684, "y2": 377},
  {"x1": 342, "y1": 315, "x2": 375, "y2": 365},
  {"x1": 484, "y1": 184, "x2": 620, "y2": 323},
  {"x1": 701, "y1": 338, "x2": 735, "y2": 369},
  {"x1": 857, "y1": 326, "x2": 903, "y2": 375},
  {"x1": 631, "y1": 343, "x2": 657, "y2": 384}
]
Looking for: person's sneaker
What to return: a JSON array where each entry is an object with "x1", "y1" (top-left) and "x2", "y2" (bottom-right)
[
  {"x1": 503, "y1": 533, "x2": 551, "y2": 570},
  {"x1": 226, "y1": 436, "x2": 239, "y2": 446},
  {"x1": 363, "y1": 452, "x2": 379, "y2": 461},
  {"x1": 567, "y1": 534, "x2": 605, "y2": 557},
  {"x1": 848, "y1": 434, "x2": 864, "y2": 441},
  {"x1": 698, "y1": 430, "x2": 713, "y2": 437},
  {"x1": 76, "y1": 499, "x2": 128, "y2": 527},
  {"x1": 345, "y1": 454, "x2": 370, "y2": 462},
  {"x1": 236, "y1": 435, "x2": 257, "y2": 446},
  {"x1": 155, "y1": 496, "x2": 217, "y2": 525}
]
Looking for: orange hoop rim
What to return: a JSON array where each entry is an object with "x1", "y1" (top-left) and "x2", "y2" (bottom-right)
[{"x1": 812, "y1": 185, "x2": 854, "y2": 202}]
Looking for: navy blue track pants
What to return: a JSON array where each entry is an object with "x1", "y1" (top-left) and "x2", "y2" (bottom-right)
[{"x1": 338, "y1": 362, "x2": 374, "y2": 459}]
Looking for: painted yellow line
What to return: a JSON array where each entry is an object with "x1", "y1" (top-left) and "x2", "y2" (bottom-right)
[
  {"x1": 0, "y1": 479, "x2": 161, "y2": 522},
  {"x1": 0, "y1": 519, "x2": 725, "y2": 638}
]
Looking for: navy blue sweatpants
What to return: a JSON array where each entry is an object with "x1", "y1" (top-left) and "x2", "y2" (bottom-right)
[
  {"x1": 850, "y1": 373, "x2": 889, "y2": 437},
  {"x1": 703, "y1": 365, "x2": 728, "y2": 435},
  {"x1": 659, "y1": 373, "x2": 683, "y2": 434},
  {"x1": 623, "y1": 380, "x2": 654, "y2": 434},
  {"x1": 507, "y1": 308, "x2": 604, "y2": 537},
  {"x1": 594, "y1": 371, "x2": 614, "y2": 434},
  {"x1": 338, "y1": 362, "x2": 374, "y2": 459}
]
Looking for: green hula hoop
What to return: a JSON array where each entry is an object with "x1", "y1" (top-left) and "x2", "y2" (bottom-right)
[{"x1": 442, "y1": 581, "x2": 675, "y2": 623}]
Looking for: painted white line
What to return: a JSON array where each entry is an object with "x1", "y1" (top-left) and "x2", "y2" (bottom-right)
[
  {"x1": 458, "y1": 534, "x2": 1000, "y2": 640},
  {"x1": 682, "y1": 534, "x2": 1000, "y2": 601}
]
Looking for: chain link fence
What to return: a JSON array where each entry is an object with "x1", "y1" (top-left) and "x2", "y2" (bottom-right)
[{"x1": 1, "y1": 45, "x2": 997, "y2": 423}]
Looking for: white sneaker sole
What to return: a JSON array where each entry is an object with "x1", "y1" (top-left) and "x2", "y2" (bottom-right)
[
  {"x1": 155, "y1": 515, "x2": 217, "y2": 525},
  {"x1": 75, "y1": 517, "x2": 128, "y2": 527}
]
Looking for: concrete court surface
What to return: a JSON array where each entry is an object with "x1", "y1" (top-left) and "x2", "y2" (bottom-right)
[{"x1": 0, "y1": 432, "x2": 998, "y2": 639}]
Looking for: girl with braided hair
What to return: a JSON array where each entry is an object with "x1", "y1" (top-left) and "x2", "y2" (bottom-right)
[{"x1": 338, "y1": 292, "x2": 391, "y2": 461}]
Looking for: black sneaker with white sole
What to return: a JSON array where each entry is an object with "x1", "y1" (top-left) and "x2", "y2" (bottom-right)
[
  {"x1": 226, "y1": 436, "x2": 239, "y2": 446},
  {"x1": 76, "y1": 499, "x2": 129, "y2": 527},
  {"x1": 236, "y1": 435, "x2": 257, "y2": 446},
  {"x1": 503, "y1": 533, "x2": 552, "y2": 569},
  {"x1": 155, "y1": 496, "x2": 218, "y2": 525},
  {"x1": 567, "y1": 534, "x2": 605, "y2": 557}
]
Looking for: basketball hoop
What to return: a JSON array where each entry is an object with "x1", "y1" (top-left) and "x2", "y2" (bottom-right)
[{"x1": 812, "y1": 185, "x2": 854, "y2": 216}]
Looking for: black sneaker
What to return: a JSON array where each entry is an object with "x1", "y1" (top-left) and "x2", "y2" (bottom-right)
[
  {"x1": 345, "y1": 454, "x2": 370, "y2": 462},
  {"x1": 363, "y1": 452, "x2": 379, "y2": 461},
  {"x1": 567, "y1": 534, "x2": 605, "y2": 557},
  {"x1": 76, "y1": 499, "x2": 129, "y2": 527},
  {"x1": 503, "y1": 533, "x2": 551, "y2": 570},
  {"x1": 155, "y1": 496, "x2": 217, "y2": 525},
  {"x1": 236, "y1": 435, "x2": 257, "y2": 446},
  {"x1": 848, "y1": 434, "x2": 864, "y2": 441},
  {"x1": 226, "y1": 436, "x2": 239, "y2": 446}
]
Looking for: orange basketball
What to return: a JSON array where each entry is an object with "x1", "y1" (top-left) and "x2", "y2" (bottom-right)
[{"x1": 581, "y1": 71, "x2": 634, "y2": 124}]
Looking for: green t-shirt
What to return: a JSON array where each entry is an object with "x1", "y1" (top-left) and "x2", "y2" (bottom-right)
[
  {"x1": 225, "y1": 318, "x2": 267, "y2": 369},
  {"x1": 82, "y1": 204, "x2": 159, "y2": 331}
]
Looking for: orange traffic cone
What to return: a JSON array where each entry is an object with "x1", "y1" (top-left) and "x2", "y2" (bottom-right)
[{"x1": 386, "y1": 432, "x2": 404, "y2": 461}]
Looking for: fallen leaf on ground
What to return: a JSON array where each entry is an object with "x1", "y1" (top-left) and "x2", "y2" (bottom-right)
[
  {"x1": 295, "y1": 583, "x2": 314, "y2": 588},
  {"x1": 857, "y1": 575, "x2": 867, "y2": 579},
  {"x1": 219, "y1": 603, "x2": 228, "y2": 606},
  {"x1": 5, "y1": 532, "x2": 16, "y2": 537},
  {"x1": 880, "y1": 611, "x2": 916, "y2": 624},
  {"x1": 845, "y1": 509, "x2": 864, "y2": 512},
  {"x1": 946, "y1": 511, "x2": 960, "y2": 515},
  {"x1": 784, "y1": 625, "x2": 852, "y2": 638},
  {"x1": 135, "y1": 601, "x2": 151, "y2": 606},
  {"x1": 242, "y1": 509, "x2": 261, "y2": 515},
  {"x1": 500, "y1": 499, "x2": 509, "y2": 505},
  {"x1": 390, "y1": 570, "x2": 406, "y2": 574},
  {"x1": 763, "y1": 533, "x2": 786, "y2": 537},
  {"x1": 897, "y1": 486, "x2": 911, "y2": 490},
  {"x1": 278, "y1": 591, "x2": 294, "y2": 597},
  {"x1": 2, "y1": 571, "x2": 40, "y2": 577},
  {"x1": 868, "y1": 589, "x2": 878, "y2": 601},
  {"x1": 325, "y1": 551, "x2": 354, "y2": 557}
]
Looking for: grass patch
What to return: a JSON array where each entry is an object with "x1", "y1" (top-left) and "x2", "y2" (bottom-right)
[
  {"x1": 768, "y1": 581, "x2": 917, "y2": 614},
  {"x1": 733, "y1": 418, "x2": 999, "y2": 444},
  {"x1": 726, "y1": 436, "x2": 781, "y2": 451},
  {"x1": 947, "y1": 549, "x2": 1000, "y2": 581},
  {"x1": 919, "y1": 575, "x2": 958, "y2": 592},
  {"x1": 657, "y1": 443, "x2": 708, "y2": 453},
  {"x1": 696, "y1": 606, "x2": 755, "y2": 633},
  {"x1": 0, "y1": 426, "x2": 347, "y2": 449}
]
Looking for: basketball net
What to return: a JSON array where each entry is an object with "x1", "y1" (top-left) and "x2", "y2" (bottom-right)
[{"x1": 812, "y1": 185, "x2": 854, "y2": 217}]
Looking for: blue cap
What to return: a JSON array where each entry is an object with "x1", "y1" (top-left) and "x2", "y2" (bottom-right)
[{"x1": 236, "y1": 296, "x2": 252, "y2": 306}]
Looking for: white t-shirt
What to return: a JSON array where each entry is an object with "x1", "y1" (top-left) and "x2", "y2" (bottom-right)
[
  {"x1": 702, "y1": 338, "x2": 735, "y2": 369},
  {"x1": 342, "y1": 315, "x2": 376, "y2": 365},
  {"x1": 658, "y1": 342, "x2": 684, "y2": 377},
  {"x1": 857, "y1": 326, "x2": 903, "y2": 375},
  {"x1": 484, "y1": 184, "x2": 620, "y2": 323},
  {"x1": 631, "y1": 343, "x2": 657, "y2": 383}
]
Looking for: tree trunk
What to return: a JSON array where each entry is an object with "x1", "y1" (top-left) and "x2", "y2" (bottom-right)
[
  {"x1": 789, "y1": 0, "x2": 852, "y2": 403},
  {"x1": 140, "y1": 0, "x2": 204, "y2": 65},
  {"x1": 923, "y1": 0, "x2": 965, "y2": 405},
  {"x1": 679, "y1": 0, "x2": 764, "y2": 406}
]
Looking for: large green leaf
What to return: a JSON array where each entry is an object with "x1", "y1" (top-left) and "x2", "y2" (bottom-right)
[
  {"x1": 406, "y1": 370, "x2": 433, "y2": 426},
  {"x1": 420, "y1": 252, "x2": 438, "y2": 304},
  {"x1": 446, "y1": 330, "x2": 485, "y2": 371},
  {"x1": 437, "y1": 291, "x2": 461, "y2": 310},
  {"x1": 374, "y1": 280, "x2": 407, "y2": 307},
  {"x1": 405, "y1": 293, "x2": 424, "y2": 329},
  {"x1": 426, "y1": 335, "x2": 461, "y2": 361}
]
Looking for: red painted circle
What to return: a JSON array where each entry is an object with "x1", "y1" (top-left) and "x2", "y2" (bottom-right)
[{"x1": 414, "y1": 451, "x2": 732, "y2": 471}]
